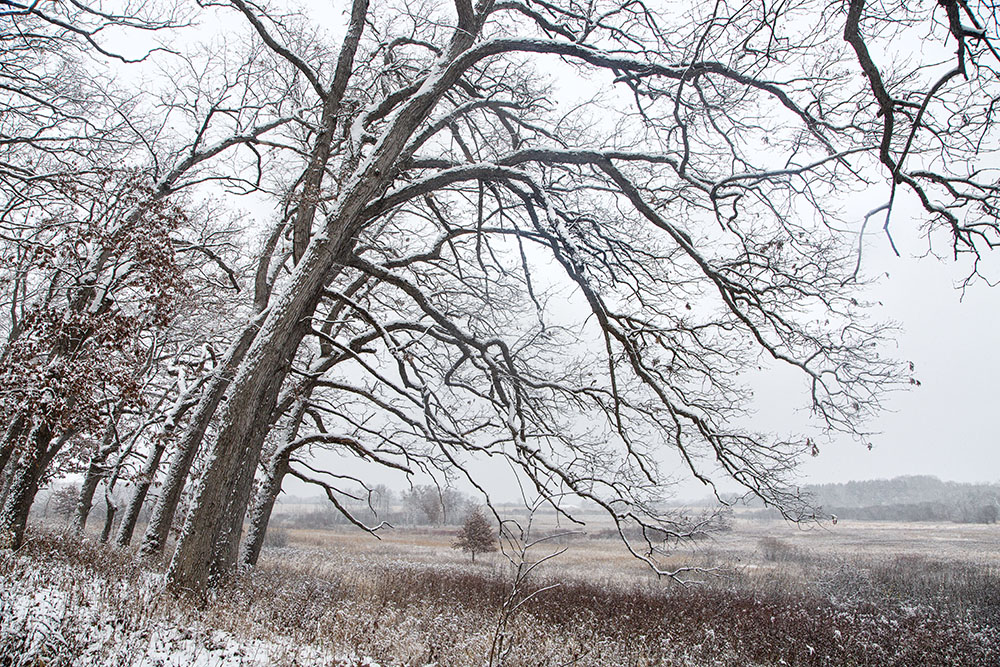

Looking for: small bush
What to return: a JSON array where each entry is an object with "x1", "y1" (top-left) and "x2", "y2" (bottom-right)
[
  {"x1": 759, "y1": 536, "x2": 806, "y2": 562},
  {"x1": 263, "y1": 525, "x2": 289, "y2": 548}
]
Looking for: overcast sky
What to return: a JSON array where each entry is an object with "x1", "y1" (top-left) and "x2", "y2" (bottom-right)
[
  {"x1": 280, "y1": 229, "x2": 1000, "y2": 505},
  {"x1": 791, "y1": 229, "x2": 999, "y2": 488}
]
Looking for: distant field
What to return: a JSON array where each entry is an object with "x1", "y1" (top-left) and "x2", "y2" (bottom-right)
[
  {"x1": 255, "y1": 515, "x2": 1000, "y2": 664},
  {"x1": 278, "y1": 513, "x2": 1000, "y2": 576}
]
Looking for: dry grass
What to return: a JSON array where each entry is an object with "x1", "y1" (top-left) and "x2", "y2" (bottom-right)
[{"x1": 2, "y1": 518, "x2": 998, "y2": 666}]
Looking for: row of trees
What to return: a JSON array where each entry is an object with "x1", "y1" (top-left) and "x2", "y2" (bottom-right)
[
  {"x1": 246, "y1": 484, "x2": 475, "y2": 529},
  {"x1": 806, "y1": 476, "x2": 1000, "y2": 523},
  {"x1": 1, "y1": 0, "x2": 998, "y2": 594}
]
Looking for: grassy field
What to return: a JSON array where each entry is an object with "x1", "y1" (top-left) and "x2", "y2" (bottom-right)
[{"x1": 1, "y1": 515, "x2": 998, "y2": 665}]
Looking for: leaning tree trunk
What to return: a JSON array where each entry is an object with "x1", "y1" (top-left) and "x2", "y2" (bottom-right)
[
  {"x1": 73, "y1": 459, "x2": 105, "y2": 534},
  {"x1": 0, "y1": 415, "x2": 28, "y2": 507},
  {"x1": 0, "y1": 422, "x2": 52, "y2": 548},
  {"x1": 116, "y1": 388, "x2": 200, "y2": 548},
  {"x1": 0, "y1": 417, "x2": 23, "y2": 481},
  {"x1": 73, "y1": 423, "x2": 119, "y2": 533},
  {"x1": 166, "y1": 15, "x2": 479, "y2": 593},
  {"x1": 241, "y1": 394, "x2": 309, "y2": 568},
  {"x1": 99, "y1": 496, "x2": 117, "y2": 543},
  {"x1": 0, "y1": 445, "x2": 15, "y2": 506},
  {"x1": 241, "y1": 449, "x2": 292, "y2": 567},
  {"x1": 167, "y1": 308, "x2": 312, "y2": 593},
  {"x1": 114, "y1": 439, "x2": 165, "y2": 547},
  {"x1": 138, "y1": 319, "x2": 262, "y2": 560}
]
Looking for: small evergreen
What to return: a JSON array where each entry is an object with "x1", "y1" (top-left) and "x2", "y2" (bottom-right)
[{"x1": 453, "y1": 508, "x2": 497, "y2": 562}]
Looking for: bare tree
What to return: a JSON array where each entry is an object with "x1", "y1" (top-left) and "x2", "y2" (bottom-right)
[
  {"x1": 0, "y1": 170, "x2": 190, "y2": 547},
  {"x1": 3, "y1": 0, "x2": 998, "y2": 595},
  {"x1": 0, "y1": 1, "x2": 298, "y2": 550},
  {"x1": 162, "y1": 0, "x2": 1000, "y2": 594}
]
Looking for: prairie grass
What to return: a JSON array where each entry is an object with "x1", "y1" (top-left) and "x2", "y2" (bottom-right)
[{"x1": 1, "y1": 522, "x2": 998, "y2": 666}]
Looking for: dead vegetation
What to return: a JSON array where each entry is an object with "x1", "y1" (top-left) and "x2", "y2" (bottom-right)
[{"x1": 2, "y1": 520, "x2": 998, "y2": 666}]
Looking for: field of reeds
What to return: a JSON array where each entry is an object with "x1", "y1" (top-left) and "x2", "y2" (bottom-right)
[{"x1": 2, "y1": 515, "x2": 998, "y2": 666}]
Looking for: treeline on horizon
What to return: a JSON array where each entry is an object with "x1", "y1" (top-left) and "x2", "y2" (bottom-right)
[
  {"x1": 807, "y1": 475, "x2": 1000, "y2": 524},
  {"x1": 737, "y1": 475, "x2": 1000, "y2": 524},
  {"x1": 267, "y1": 474, "x2": 1000, "y2": 527}
]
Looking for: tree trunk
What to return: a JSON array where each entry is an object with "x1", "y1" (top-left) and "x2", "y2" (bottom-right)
[
  {"x1": 167, "y1": 309, "x2": 311, "y2": 593},
  {"x1": 73, "y1": 459, "x2": 105, "y2": 534},
  {"x1": 116, "y1": 384, "x2": 199, "y2": 548},
  {"x1": 0, "y1": 452, "x2": 14, "y2": 510},
  {"x1": 240, "y1": 450, "x2": 291, "y2": 568},
  {"x1": 138, "y1": 319, "x2": 262, "y2": 560},
  {"x1": 0, "y1": 434, "x2": 17, "y2": 481},
  {"x1": 99, "y1": 498, "x2": 117, "y2": 543},
  {"x1": 0, "y1": 415, "x2": 28, "y2": 507},
  {"x1": 70, "y1": 400, "x2": 129, "y2": 532},
  {"x1": 165, "y1": 32, "x2": 478, "y2": 593},
  {"x1": 114, "y1": 438, "x2": 166, "y2": 547},
  {"x1": 0, "y1": 422, "x2": 51, "y2": 549},
  {"x1": 241, "y1": 395, "x2": 309, "y2": 568}
]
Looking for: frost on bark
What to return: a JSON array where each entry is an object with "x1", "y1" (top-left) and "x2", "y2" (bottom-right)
[
  {"x1": 73, "y1": 459, "x2": 104, "y2": 535},
  {"x1": 0, "y1": 423, "x2": 51, "y2": 549},
  {"x1": 240, "y1": 395, "x2": 310, "y2": 568},
  {"x1": 73, "y1": 417, "x2": 122, "y2": 534},
  {"x1": 114, "y1": 440, "x2": 165, "y2": 548},
  {"x1": 139, "y1": 319, "x2": 264, "y2": 560},
  {"x1": 167, "y1": 302, "x2": 315, "y2": 591},
  {"x1": 115, "y1": 443, "x2": 164, "y2": 547},
  {"x1": 115, "y1": 375, "x2": 203, "y2": 547},
  {"x1": 240, "y1": 450, "x2": 291, "y2": 568}
]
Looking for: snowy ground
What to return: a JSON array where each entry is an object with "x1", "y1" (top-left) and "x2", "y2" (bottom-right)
[{"x1": 0, "y1": 536, "x2": 378, "y2": 666}]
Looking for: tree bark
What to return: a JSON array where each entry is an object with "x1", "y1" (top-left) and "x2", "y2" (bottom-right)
[
  {"x1": 138, "y1": 318, "x2": 262, "y2": 560},
  {"x1": 167, "y1": 309, "x2": 311, "y2": 592},
  {"x1": 73, "y1": 459, "x2": 105, "y2": 534},
  {"x1": 117, "y1": 387, "x2": 200, "y2": 548},
  {"x1": 99, "y1": 498, "x2": 117, "y2": 543},
  {"x1": 0, "y1": 415, "x2": 28, "y2": 507},
  {"x1": 73, "y1": 423, "x2": 119, "y2": 533},
  {"x1": 0, "y1": 422, "x2": 51, "y2": 549},
  {"x1": 241, "y1": 450, "x2": 291, "y2": 567},
  {"x1": 114, "y1": 438, "x2": 165, "y2": 547},
  {"x1": 166, "y1": 16, "x2": 483, "y2": 593},
  {"x1": 241, "y1": 394, "x2": 309, "y2": 568},
  {"x1": 0, "y1": 422, "x2": 20, "y2": 480}
]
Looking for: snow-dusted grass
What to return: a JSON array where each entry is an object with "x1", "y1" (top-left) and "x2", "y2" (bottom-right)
[
  {"x1": 0, "y1": 533, "x2": 368, "y2": 666},
  {"x1": 2, "y1": 526, "x2": 998, "y2": 665}
]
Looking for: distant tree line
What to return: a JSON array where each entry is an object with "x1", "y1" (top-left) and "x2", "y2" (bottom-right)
[
  {"x1": 740, "y1": 476, "x2": 1000, "y2": 524},
  {"x1": 820, "y1": 501, "x2": 998, "y2": 524},
  {"x1": 277, "y1": 485, "x2": 475, "y2": 530}
]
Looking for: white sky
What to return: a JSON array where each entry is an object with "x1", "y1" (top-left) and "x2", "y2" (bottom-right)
[
  {"x1": 281, "y1": 229, "x2": 1000, "y2": 505},
  {"x1": 795, "y1": 229, "x2": 1000, "y2": 487}
]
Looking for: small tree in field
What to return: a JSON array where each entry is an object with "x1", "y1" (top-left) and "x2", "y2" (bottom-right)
[
  {"x1": 49, "y1": 485, "x2": 80, "y2": 524},
  {"x1": 454, "y1": 508, "x2": 497, "y2": 563}
]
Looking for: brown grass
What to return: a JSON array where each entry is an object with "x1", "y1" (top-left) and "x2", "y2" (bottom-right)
[{"x1": 2, "y1": 520, "x2": 998, "y2": 666}]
